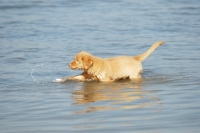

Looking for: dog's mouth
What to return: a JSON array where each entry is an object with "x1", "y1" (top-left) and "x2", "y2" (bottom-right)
[
  {"x1": 69, "y1": 64, "x2": 82, "y2": 70},
  {"x1": 71, "y1": 67, "x2": 83, "y2": 70},
  {"x1": 69, "y1": 66, "x2": 78, "y2": 70},
  {"x1": 70, "y1": 67, "x2": 77, "y2": 70}
]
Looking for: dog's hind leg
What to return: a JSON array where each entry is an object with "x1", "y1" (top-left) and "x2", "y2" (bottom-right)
[{"x1": 129, "y1": 70, "x2": 142, "y2": 80}]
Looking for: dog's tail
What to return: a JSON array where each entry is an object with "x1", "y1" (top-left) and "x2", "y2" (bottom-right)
[{"x1": 134, "y1": 41, "x2": 165, "y2": 62}]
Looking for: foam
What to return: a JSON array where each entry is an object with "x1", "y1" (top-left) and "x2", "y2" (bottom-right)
[{"x1": 53, "y1": 78, "x2": 62, "y2": 83}]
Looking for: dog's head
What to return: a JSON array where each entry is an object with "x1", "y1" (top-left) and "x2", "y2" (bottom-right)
[{"x1": 69, "y1": 51, "x2": 93, "y2": 71}]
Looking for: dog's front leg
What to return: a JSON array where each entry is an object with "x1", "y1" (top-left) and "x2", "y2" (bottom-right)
[
  {"x1": 68, "y1": 75, "x2": 86, "y2": 81},
  {"x1": 55, "y1": 75, "x2": 86, "y2": 83},
  {"x1": 55, "y1": 72, "x2": 97, "y2": 82}
]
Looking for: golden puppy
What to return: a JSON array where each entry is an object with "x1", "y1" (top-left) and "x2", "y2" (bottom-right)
[{"x1": 56, "y1": 41, "x2": 165, "y2": 82}]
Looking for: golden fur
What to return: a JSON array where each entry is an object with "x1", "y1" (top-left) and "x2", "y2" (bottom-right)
[{"x1": 57, "y1": 41, "x2": 165, "y2": 82}]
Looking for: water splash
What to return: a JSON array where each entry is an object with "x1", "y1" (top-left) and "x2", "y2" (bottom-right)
[{"x1": 31, "y1": 63, "x2": 55, "y2": 83}]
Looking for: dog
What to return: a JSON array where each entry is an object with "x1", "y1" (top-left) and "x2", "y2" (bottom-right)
[{"x1": 56, "y1": 41, "x2": 165, "y2": 82}]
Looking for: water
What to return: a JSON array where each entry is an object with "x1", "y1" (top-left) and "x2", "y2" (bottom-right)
[{"x1": 0, "y1": 0, "x2": 200, "y2": 132}]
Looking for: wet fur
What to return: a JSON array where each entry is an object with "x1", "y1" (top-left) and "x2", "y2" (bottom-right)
[{"x1": 59, "y1": 41, "x2": 165, "y2": 82}]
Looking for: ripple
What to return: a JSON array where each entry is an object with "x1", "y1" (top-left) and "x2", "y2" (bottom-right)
[{"x1": 0, "y1": 5, "x2": 32, "y2": 10}]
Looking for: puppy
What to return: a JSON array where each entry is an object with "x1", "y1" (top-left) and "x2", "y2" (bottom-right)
[{"x1": 56, "y1": 41, "x2": 165, "y2": 82}]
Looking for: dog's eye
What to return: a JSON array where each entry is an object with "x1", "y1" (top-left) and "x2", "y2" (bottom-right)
[{"x1": 76, "y1": 59, "x2": 79, "y2": 62}]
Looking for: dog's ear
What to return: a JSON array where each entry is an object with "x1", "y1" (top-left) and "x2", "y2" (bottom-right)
[{"x1": 82, "y1": 56, "x2": 93, "y2": 70}]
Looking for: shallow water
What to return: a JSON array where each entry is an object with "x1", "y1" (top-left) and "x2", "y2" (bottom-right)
[{"x1": 0, "y1": 0, "x2": 200, "y2": 133}]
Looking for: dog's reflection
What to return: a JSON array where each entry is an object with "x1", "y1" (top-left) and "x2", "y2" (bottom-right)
[{"x1": 71, "y1": 79, "x2": 161, "y2": 114}]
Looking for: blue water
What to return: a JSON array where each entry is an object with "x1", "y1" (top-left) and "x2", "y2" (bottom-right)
[{"x1": 0, "y1": 0, "x2": 200, "y2": 133}]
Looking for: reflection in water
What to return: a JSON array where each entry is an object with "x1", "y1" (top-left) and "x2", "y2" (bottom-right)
[{"x1": 71, "y1": 79, "x2": 161, "y2": 114}]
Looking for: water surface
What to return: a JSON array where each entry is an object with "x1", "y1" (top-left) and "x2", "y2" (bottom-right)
[{"x1": 0, "y1": 0, "x2": 200, "y2": 133}]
